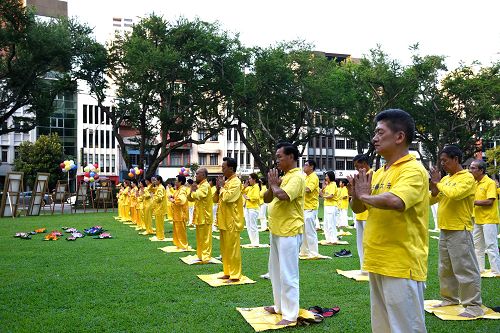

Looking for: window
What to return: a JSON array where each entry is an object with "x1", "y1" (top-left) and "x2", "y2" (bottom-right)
[
  {"x1": 346, "y1": 139, "x2": 356, "y2": 150},
  {"x1": 321, "y1": 136, "x2": 326, "y2": 148},
  {"x1": 83, "y1": 105, "x2": 87, "y2": 123},
  {"x1": 327, "y1": 157, "x2": 333, "y2": 169},
  {"x1": 240, "y1": 152, "x2": 245, "y2": 167},
  {"x1": 227, "y1": 129, "x2": 232, "y2": 141},
  {"x1": 322, "y1": 157, "x2": 327, "y2": 169},
  {"x1": 111, "y1": 134, "x2": 115, "y2": 148},
  {"x1": 198, "y1": 131, "x2": 208, "y2": 141},
  {"x1": 335, "y1": 138, "x2": 345, "y2": 149},
  {"x1": 335, "y1": 159, "x2": 345, "y2": 170},
  {"x1": 227, "y1": 150, "x2": 232, "y2": 158},
  {"x1": 106, "y1": 155, "x2": 110, "y2": 173},
  {"x1": 111, "y1": 155, "x2": 116, "y2": 173},
  {"x1": 234, "y1": 129, "x2": 238, "y2": 141},
  {"x1": 88, "y1": 132, "x2": 93, "y2": 148},
  {"x1": 1, "y1": 146, "x2": 8, "y2": 162},
  {"x1": 170, "y1": 151, "x2": 182, "y2": 166},
  {"x1": 198, "y1": 153, "x2": 207, "y2": 165},
  {"x1": 100, "y1": 130, "x2": 105, "y2": 148},
  {"x1": 105, "y1": 107, "x2": 111, "y2": 125},
  {"x1": 83, "y1": 129, "x2": 87, "y2": 148},
  {"x1": 246, "y1": 152, "x2": 251, "y2": 166},
  {"x1": 14, "y1": 147, "x2": 19, "y2": 160},
  {"x1": 346, "y1": 159, "x2": 354, "y2": 170},
  {"x1": 89, "y1": 105, "x2": 93, "y2": 123},
  {"x1": 105, "y1": 131, "x2": 110, "y2": 148},
  {"x1": 327, "y1": 136, "x2": 333, "y2": 148},
  {"x1": 210, "y1": 133, "x2": 218, "y2": 141},
  {"x1": 209, "y1": 153, "x2": 218, "y2": 165},
  {"x1": 100, "y1": 108, "x2": 105, "y2": 124}
]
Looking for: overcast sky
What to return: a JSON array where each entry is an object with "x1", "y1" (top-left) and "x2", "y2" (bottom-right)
[{"x1": 68, "y1": 0, "x2": 499, "y2": 70}]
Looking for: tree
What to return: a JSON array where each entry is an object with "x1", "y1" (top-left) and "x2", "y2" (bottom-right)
[
  {"x1": 485, "y1": 146, "x2": 500, "y2": 177},
  {"x1": 13, "y1": 133, "x2": 65, "y2": 189},
  {"x1": 232, "y1": 41, "x2": 335, "y2": 174},
  {"x1": 0, "y1": 0, "x2": 95, "y2": 135},
  {"x1": 109, "y1": 15, "x2": 247, "y2": 177}
]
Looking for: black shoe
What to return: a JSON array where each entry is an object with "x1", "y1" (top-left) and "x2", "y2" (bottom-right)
[{"x1": 334, "y1": 249, "x2": 352, "y2": 258}]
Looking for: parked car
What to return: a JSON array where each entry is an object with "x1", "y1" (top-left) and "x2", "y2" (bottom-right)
[{"x1": 19, "y1": 192, "x2": 52, "y2": 207}]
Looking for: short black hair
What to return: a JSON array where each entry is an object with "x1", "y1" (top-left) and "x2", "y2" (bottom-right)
[
  {"x1": 187, "y1": 179, "x2": 194, "y2": 185},
  {"x1": 353, "y1": 154, "x2": 369, "y2": 164},
  {"x1": 305, "y1": 159, "x2": 316, "y2": 170},
  {"x1": 176, "y1": 175, "x2": 186, "y2": 185},
  {"x1": 223, "y1": 157, "x2": 237, "y2": 172},
  {"x1": 276, "y1": 142, "x2": 299, "y2": 161},
  {"x1": 374, "y1": 109, "x2": 415, "y2": 145},
  {"x1": 326, "y1": 170, "x2": 336, "y2": 182},
  {"x1": 440, "y1": 144, "x2": 463, "y2": 162}
]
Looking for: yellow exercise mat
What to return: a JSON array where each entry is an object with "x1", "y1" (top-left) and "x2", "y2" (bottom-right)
[
  {"x1": 179, "y1": 254, "x2": 222, "y2": 265},
  {"x1": 338, "y1": 231, "x2": 352, "y2": 236},
  {"x1": 214, "y1": 235, "x2": 243, "y2": 240},
  {"x1": 424, "y1": 300, "x2": 500, "y2": 320},
  {"x1": 336, "y1": 269, "x2": 369, "y2": 282},
  {"x1": 299, "y1": 254, "x2": 332, "y2": 260},
  {"x1": 430, "y1": 235, "x2": 440, "y2": 240},
  {"x1": 241, "y1": 244, "x2": 270, "y2": 249},
  {"x1": 122, "y1": 221, "x2": 134, "y2": 225},
  {"x1": 149, "y1": 236, "x2": 173, "y2": 242},
  {"x1": 158, "y1": 245, "x2": 195, "y2": 253},
  {"x1": 481, "y1": 269, "x2": 500, "y2": 278},
  {"x1": 236, "y1": 307, "x2": 314, "y2": 332},
  {"x1": 197, "y1": 273, "x2": 256, "y2": 287},
  {"x1": 318, "y1": 240, "x2": 349, "y2": 246},
  {"x1": 345, "y1": 225, "x2": 355, "y2": 229}
]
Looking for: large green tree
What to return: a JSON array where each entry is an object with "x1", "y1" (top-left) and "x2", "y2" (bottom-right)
[
  {"x1": 0, "y1": 0, "x2": 95, "y2": 135},
  {"x1": 109, "y1": 15, "x2": 247, "y2": 177},
  {"x1": 13, "y1": 133, "x2": 65, "y2": 189},
  {"x1": 232, "y1": 42, "x2": 335, "y2": 174}
]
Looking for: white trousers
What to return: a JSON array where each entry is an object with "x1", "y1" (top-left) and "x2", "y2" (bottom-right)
[
  {"x1": 338, "y1": 208, "x2": 348, "y2": 227},
  {"x1": 430, "y1": 204, "x2": 439, "y2": 230},
  {"x1": 259, "y1": 203, "x2": 268, "y2": 230},
  {"x1": 300, "y1": 210, "x2": 319, "y2": 257},
  {"x1": 269, "y1": 233, "x2": 303, "y2": 322},
  {"x1": 356, "y1": 219, "x2": 366, "y2": 271},
  {"x1": 188, "y1": 206, "x2": 194, "y2": 225},
  {"x1": 315, "y1": 215, "x2": 320, "y2": 229},
  {"x1": 473, "y1": 223, "x2": 500, "y2": 274},
  {"x1": 323, "y1": 206, "x2": 338, "y2": 243},
  {"x1": 212, "y1": 204, "x2": 218, "y2": 231},
  {"x1": 245, "y1": 208, "x2": 260, "y2": 245},
  {"x1": 369, "y1": 273, "x2": 427, "y2": 333}
]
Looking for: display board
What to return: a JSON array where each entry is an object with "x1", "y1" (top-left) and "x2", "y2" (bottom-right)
[
  {"x1": 0, "y1": 172, "x2": 24, "y2": 218},
  {"x1": 96, "y1": 187, "x2": 114, "y2": 212},
  {"x1": 51, "y1": 180, "x2": 69, "y2": 215},
  {"x1": 27, "y1": 173, "x2": 50, "y2": 216}
]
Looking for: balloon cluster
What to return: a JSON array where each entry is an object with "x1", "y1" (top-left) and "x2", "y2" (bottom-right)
[
  {"x1": 83, "y1": 163, "x2": 100, "y2": 183},
  {"x1": 179, "y1": 167, "x2": 189, "y2": 176},
  {"x1": 128, "y1": 167, "x2": 143, "y2": 178},
  {"x1": 60, "y1": 160, "x2": 77, "y2": 173}
]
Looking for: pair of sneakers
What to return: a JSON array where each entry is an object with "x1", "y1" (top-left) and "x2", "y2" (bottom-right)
[{"x1": 334, "y1": 249, "x2": 352, "y2": 257}]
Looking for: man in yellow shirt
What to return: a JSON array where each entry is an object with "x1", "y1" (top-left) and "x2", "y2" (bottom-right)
[
  {"x1": 469, "y1": 160, "x2": 500, "y2": 276},
  {"x1": 352, "y1": 154, "x2": 371, "y2": 274},
  {"x1": 430, "y1": 145, "x2": 483, "y2": 317},
  {"x1": 151, "y1": 176, "x2": 166, "y2": 241},
  {"x1": 264, "y1": 142, "x2": 304, "y2": 326},
  {"x1": 214, "y1": 157, "x2": 244, "y2": 282},
  {"x1": 188, "y1": 168, "x2": 213, "y2": 262},
  {"x1": 300, "y1": 159, "x2": 319, "y2": 258},
  {"x1": 349, "y1": 109, "x2": 428, "y2": 333},
  {"x1": 170, "y1": 175, "x2": 189, "y2": 250}
]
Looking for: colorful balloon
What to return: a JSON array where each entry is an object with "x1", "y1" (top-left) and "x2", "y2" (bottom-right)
[
  {"x1": 84, "y1": 166, "x2": 90, "y2": 172},
  {"x1": 89, "y1": 177, "x2": 95, "y2": 182},
  {"x1": 94, "y1": 174, "x2": 99, "y2": 180},
  {"x1": 84, "y1": 176, "x2": 89, "y2": 182},
  {"x1": 128, "y1": 172, "x2": 134, "y2": 178},
  {"x1": 94, "y1": 163, "x2": 99, "y2": 169},
  {"x1": 60, "y1": 162, "x2": 65, "y2": 169},
  {"x1": 90, "y1": 171, "x2": 95, "y2": 177},
  {"x1": 65, "y1": 165, "x2": 71, "y2": 171},
  {"x1": 130, "y1": 168, "x2": 135, "y2": 174}
]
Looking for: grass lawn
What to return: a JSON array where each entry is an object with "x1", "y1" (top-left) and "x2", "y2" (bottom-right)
[{"x1": 1, "y1": 211, "x2": 498, "y2": 332}]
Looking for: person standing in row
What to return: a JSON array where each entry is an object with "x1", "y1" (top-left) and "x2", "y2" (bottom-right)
[
  {"x1": 264, "y1": 142, "x2": 304, "y2": 326},
  {"x1": 140, "y1": 177, "x2": 155, "y2": 235},
  {"x1": 300, "y1": 159, "x2": 319, "y2": 258},
  {"x1": 243, "y1": 173, "x2": 261, "y2": 246},
  {"x1": 469, "y1": 159, "x2": 500, "y2": 276},
  {"x1": 214, "y1": 157, "x2": 244, "y2": 282},
  {"x1": 170, "y1": 175, "x2": 190, "y2": 250},
  {"x1": 321, "y1": 171, "x2": 339, "y2": 244},
  {"x1": 259, "y1": 178, "x2": 269, "y2": 231},
  {"x1": 350, "y1": 109, "x2": 429, "y2": 333},
  {"x1": 188, "y1": 168, "x2": 214, "y2": 262},
  {"x1": 152, "y1": 176, "x2": 166, "y2": 241},
  {"x1": 337, "y1": 180, "x2": 349, "y2": 231},
  {"x1": 352, "y1": 154, "x2": 371, "y2": 274}
]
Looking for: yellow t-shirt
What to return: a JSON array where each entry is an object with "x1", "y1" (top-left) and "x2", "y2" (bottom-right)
[
  {"x1": 338, "y1": 186, "x2": 349, "y2": 210},
  {"x1": 355, "y1": 170, "x2": 372, "y2": 221},
  {"x1": 268, "y1": 168, "x2": 305, "y2": 237},
  {"x1": 213, "y1": 175, "x2": 244, "y2": 232},
  {"x1": 364, "y1": 154, "x2": 429, "y2": 282},
  {"x1": 473, "y1": 175, "x2": 499, "y2": 225},
  {"x1": 245, "y1": 184, "x2": 260, "y2": 209},
  {"x1": 431, "y1": 170, "x2": 475, "y2": 230},
  {"x1": 323, "y1": 183, "x2": 338, "y2": 206},
  {"x1": 188, "y1": 179, "x2": 213, "y2": 225},
  {"x1": 304, "y1": 172, "x2": 319, "y2": 210}
]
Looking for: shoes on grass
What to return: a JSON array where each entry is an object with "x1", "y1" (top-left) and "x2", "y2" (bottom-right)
[{"x1": 334, "y1": 249, "x2": 352, "y2": 258}]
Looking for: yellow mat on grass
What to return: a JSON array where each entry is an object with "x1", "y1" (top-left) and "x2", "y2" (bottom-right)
[
  {"x1": 481, "y1": 269, "x2": 500, "y2": 278},
  {"x1": 122, "y1": 221, "x2": 134, "y2": 225},
  {"x1": 213, "y1": 235, "x2": 242, "y2": 240},
  {"x1": 424, "y1": 300, "x2": 500, "y2": 320},
  {"x1": 318, "y1": 240, "x2": 349, "y2": 246},
  {"x1": 180, "y1": 255, "x2": 222, "y2": 265},
  {"x1": 336, "y1": 269, "x2": 369, "y2": 282},
  {"x1": 197, "y1": 273, "x2": 256, "y2": 287},
  {"x1": 149, "y1": 236, "x2": 173, "y2": 242},
  {"x1": 242, "y1": 244, "x2": 270, "y2": 249},
  {"x1": 299, "y1": 254, "x2": 332, "y2": 260},
  {"x1": 158, "y1": 245, "x2": 195, "y2": 253},
  {"x1": 236, "y1": 307, "x2": 315, "y2": 332},
  {"x1": 338, "y1": 231, "x2": 352, "y2": 236}
]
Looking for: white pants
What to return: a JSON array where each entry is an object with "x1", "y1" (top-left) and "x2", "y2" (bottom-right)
[
  {"x1": 188, "y1": 206, "x2": 194, "y2": 225},
  {"x1": 259, "y1": 203, "x2": 268, "y2": 230},
  {"x1": 430, "y1": 204, "x2": 439, "y2": 230},
  {"x1": 356, "y1": 220, "x2": 366, "y2": 271},
  {"x1": 369, "y1": 273, "x2": 427, "y2": 333},
  {"x1": 212, "y1": 204, "x2": 218, "y2": 232},
  {"x1": 269, "y1": 233, "x2": 303, "y2": 322},
  {"x1": 323, "y1": 206, "x2": 338, "y2": 243},
  {"x1": 245, "y1": 208, "x2": 260, "y2": 245},
  {"x1": 300, "y1": 210, "x2": 319, "y2": 257},
  {"x1": 338, "y1": 208, "x2": 348, "y2": 228},
  {"x1": 315, "y1": 215, "x2": 320, "y2": 229},
  {"x1": 473, "y1": 223, "x2": 500, "y2": 274}
]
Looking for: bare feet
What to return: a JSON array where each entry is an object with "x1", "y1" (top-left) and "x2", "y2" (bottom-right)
[
  {"x1": 223, "y1": 278, "x2": 240, "y2": 283},
  {"x1": 276, "y1": 319, "x2": 296, "y2": 326},
  {"x1": 264, "y1": 306, "x2": 277, "y2": 314},
  {"x1": 218, "y1": 275, "x2": 230, "y2": 279}
]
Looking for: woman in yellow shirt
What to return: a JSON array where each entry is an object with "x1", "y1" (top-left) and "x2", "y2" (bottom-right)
[
  {"x1": 140, "y1": 178, "x2": 155, "y2": 235},
  {"x1": 243, "y1": 173, "x2": 261, "y2": 246},
  {"x1": 170, "y1": 175, "x2": 189, "y2": 249},
  {"x1": 320, "y1": 171, "x2": 339, "y2": 244},
  {"x1": 337, "y1": 180, "x2": 350, "y2": 232},
  {"x1": 152, "y1": 175, "x2": 166, "y2": 241},
  {"x1": 136, "y1": 180, "x2": 145, "y2": 231}
]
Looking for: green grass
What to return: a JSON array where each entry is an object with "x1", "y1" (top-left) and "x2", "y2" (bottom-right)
[{"x1": 0, "y1": 211, "x2": 498, "y2": 332}]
